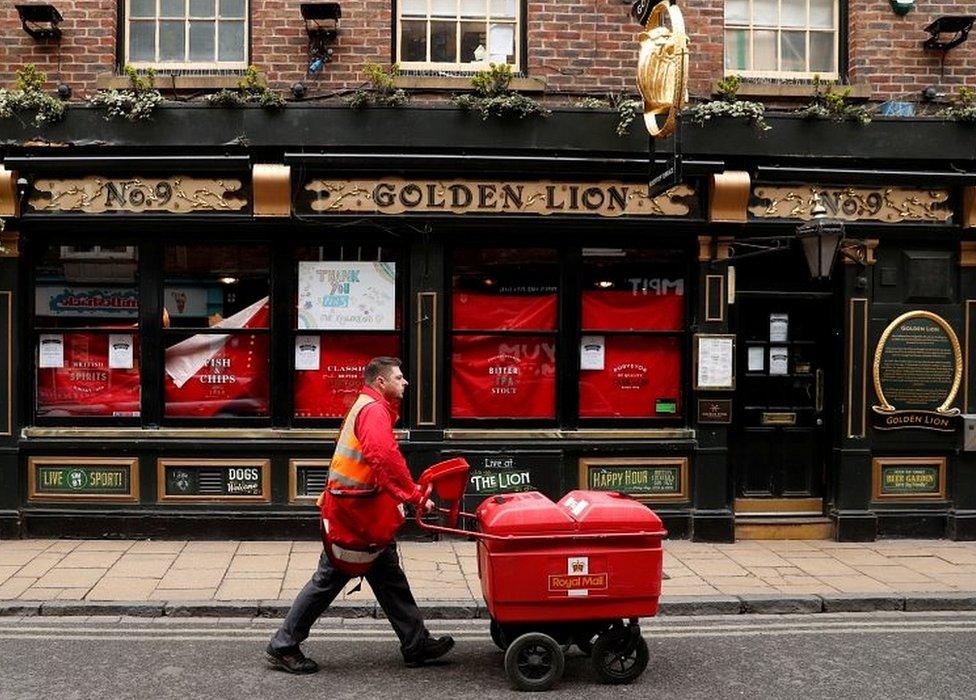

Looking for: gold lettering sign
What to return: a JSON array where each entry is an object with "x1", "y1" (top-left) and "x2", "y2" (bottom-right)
[
  {"x1": 750, "y1": 186, "x2": 951, "y2": 223},
  {"x1": 305, "y1": 179, "x2": 694, "y2": 217},
  {"x1": 29, "y1": 176, "x2": 247, "y2": 214}
]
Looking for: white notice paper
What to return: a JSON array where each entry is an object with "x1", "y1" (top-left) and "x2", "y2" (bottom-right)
[
  {"x1": 769, "y1": 346, "x2": 789, "y2": 375},
  {"x1": 697, "y1": 336, "x2": 733, "y2": 389},
  {"x1": 580, "y1": 335, "x2": 605, "y2": 371},
  {"x1": 489, "y1": 24, "x2": 514, "y2": 58},
  {"x1": 769, "y1": 313, "x2": 789, "y2": 342},
  {"x1": 297, "y1": 261, "x2": 396, "y2": 331},
  {"x1": 747, "y1": 346, "x2": 765, "y2": 372},
  {"x1": 108, "y1": 334, "x2": 134, "y2": 369},
  {"x1": 295, "y1": 335, "x2": 321, "y2": 371},
  {"x1": 39, "y1": 334, "x2": 64, "y2": 368}
]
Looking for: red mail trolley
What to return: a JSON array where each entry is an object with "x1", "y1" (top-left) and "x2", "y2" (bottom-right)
[{"x1": 417, "y1": 458, "x2": 667, "y2": 691}]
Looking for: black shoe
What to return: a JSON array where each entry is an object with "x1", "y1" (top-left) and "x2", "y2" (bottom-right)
[
  {"x1": 266, "y1": 643, "x2": 320, "y2": 674},
  {"x1": 403, "y1": 635, "x2": 455, "y2": 667}
]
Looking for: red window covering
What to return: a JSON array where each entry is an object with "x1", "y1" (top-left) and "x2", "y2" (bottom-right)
[
  {"x1": 452, "y1": 290, "x2": 557, "y2": 331},
  {"x1": 451, "y1": 334, "x2": 556, "y2": 418},
  {"x1": 294, "y1": 333, "x2": 401, "y2": 418},
  {"x1": 164, "y1": 298, "x2": 270, "y2": 417},
  {"x1": 579, "y1": 336, "x2": 682, "y2": 418},
  {"x1": 36, "y1": 333, "x2": 141, "y2": 417},
  {"x1": 581, "y1": 287, "x2": 684, "y2": 331}
]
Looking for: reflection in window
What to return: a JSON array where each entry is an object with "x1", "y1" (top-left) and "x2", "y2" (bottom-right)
[
  {"x1": 398, "y1": 0, "x2": 520, "y2": 69},
  {"x1": 127, "y1": 0, "x2": 248, "y2": 68},
  {"x1": 724, "y1": 0, "x2": 837, "y2": 77}
]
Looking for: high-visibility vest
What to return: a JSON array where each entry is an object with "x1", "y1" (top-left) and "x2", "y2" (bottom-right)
[{"x1": 319, "y1": 392, "x2": 405, "y2": 575}]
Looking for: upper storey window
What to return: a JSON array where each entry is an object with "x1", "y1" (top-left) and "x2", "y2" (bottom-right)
[
  {"x1": 126, "y1": 0, "x2": 248, "y2": 69},
  {"x1": 397, "y1": 0, "x2": 520, "y2": 70},
  {"x1": 725, "y1": 0, "x2": 837, "y2": 78}
]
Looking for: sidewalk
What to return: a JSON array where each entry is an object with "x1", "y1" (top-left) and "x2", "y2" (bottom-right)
[{"x1": 2, "y1": 537, "x2": 976, "y2": 617}]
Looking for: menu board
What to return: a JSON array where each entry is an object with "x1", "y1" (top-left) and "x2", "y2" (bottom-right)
[{"x1": 695, "y1": 334, "x2": 734, "y2": 390}]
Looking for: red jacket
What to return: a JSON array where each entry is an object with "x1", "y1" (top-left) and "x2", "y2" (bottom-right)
[{"x1": 354, "y1": 386, "x2": 424, "y2": 506}]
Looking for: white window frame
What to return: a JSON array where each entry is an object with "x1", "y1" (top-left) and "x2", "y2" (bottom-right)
[
  {"x1": 125, "y1": 0, "x2": 249, "y2": 70},
  {"x1": 396, "y1": 0, "x2": 521, "y2": 71},
  {"x1": 724, "y1": 0, "x2": 838, "y2": 80}
]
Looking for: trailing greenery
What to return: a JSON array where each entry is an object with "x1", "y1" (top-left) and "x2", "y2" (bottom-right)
[
  {"x1": 452, "y1": 63, "x2": 549, "y2": 120},
  {"x1": 0, "y1": 64, "x2": 65, "y2": 126},
  {"x1": 795, "y1": 75, "x2": 871, "y2": 125},
  {"x1": 573, "y1": 97, "x2": 611, "y2": 110},
  {"x1": 205, "y1": 65, "x2": 284, "y2": 108},
  {"x1": 612, "y1": 96, "x2": 642, "y2": 136},
  {"x1": 684, "y1": 75, "x2": 769, "y2": 131},
  {"x1": 347, "y1": 63, "x2": 407, "y2": 108},
  {"x1": 940, "y1": 86, "x2": 976, "y2": 124},
  {"x1": 89, "y1": 66, "x2": 164, "y2": 121}
]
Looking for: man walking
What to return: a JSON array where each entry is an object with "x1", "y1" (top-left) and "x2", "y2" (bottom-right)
[{"x1": 266, "y1": 357, "x2": 454, "y2": 673}]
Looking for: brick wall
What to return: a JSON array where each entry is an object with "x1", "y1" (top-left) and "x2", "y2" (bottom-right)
[{"x1": 0, "y1": 1, "x2": 972, "y2": 105}]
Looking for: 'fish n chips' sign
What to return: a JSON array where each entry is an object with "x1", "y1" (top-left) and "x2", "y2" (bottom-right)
[{"x1": 297, "y1": 262, "x2": 396, "y2": 330}]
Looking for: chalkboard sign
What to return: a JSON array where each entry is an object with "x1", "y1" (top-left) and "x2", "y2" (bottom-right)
[
  {"x1": 29, "y1": 457, "x2": 139, "y2": 502},
  {"x1": 289, "y1": 459, "x2": 330, "y2": 504},
  {"x1": 450, "y1": 452, "x2": 563, "y2": 526},
  {"x1": 872, "y1": 457, "x2": 946, "y2": 501},
  {"x1": 157, "y1": 458, "x2": 270, "y2": 503},
  {"x1": 579, "y1": 458, "x2": 689, "y2": 502}
]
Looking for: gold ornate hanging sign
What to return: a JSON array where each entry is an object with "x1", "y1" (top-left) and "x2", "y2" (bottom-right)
[
  {"x1": 29, "y1": 176, "x2": 248, "y2": 214},
  {"x1": 750, "y1": 186, "x2": 952, "y2": 223},
  {"x1": 634, "y1": 0, "x2": 689, "y2": 138}
]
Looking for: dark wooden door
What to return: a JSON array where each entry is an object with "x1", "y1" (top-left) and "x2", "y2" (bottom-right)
[{"x1": 734, "y1": 294, "x2": 831, "y2": 499}]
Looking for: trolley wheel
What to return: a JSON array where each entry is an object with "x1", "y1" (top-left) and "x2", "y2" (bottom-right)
[
  {"x1": 591, "y1": 625, "x2": 649, "y2": 685},
  {"x1": 504, "y1": 632, "x2": 565, "y2": 692},
  {"x1": 489, "y1": 618, "x2": 509, "y2": 651}
]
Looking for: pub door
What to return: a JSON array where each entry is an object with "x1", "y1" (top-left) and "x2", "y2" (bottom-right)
[{"x1": 733, "y1": 293, "x2": 833, "y2": 506}]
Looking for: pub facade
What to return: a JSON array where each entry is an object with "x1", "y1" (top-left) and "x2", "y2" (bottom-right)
[{"x1": 1, "y1": 1, "x2": 975, "y2": 542}]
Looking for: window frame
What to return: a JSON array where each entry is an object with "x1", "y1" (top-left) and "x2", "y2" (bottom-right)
[
  {"x1": 124, "y1": 0, "x2": 250, "y2": 71},
  {"x1": 724, "y1": 0, "x2": 840, "y2": 80},
  {"x1": 395, "y1": 0, "x2": 523, "y2": 72}
]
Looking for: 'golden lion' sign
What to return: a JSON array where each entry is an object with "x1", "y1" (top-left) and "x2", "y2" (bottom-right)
[{"x1": 634, "y1": 0, "x2": 689, "y2": 138}]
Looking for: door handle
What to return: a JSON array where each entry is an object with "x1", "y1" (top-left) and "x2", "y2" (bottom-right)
[{"x1": 815, "y1": 369, "x2": 824, "y2": 413}]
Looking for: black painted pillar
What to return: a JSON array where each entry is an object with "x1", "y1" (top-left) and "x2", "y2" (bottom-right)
[
  {"x1": 951, "y1": 240, "x2": 976, "y2": 540},
  {"x1": 409, "y1": 238, "x2": 444, "y2": 437},
  {"x1": 0, "y1": 228, "x2": 21, "y2": 538}
]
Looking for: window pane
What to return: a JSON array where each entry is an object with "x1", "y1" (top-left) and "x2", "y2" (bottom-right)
[
  {"x1": 165, "y1": 332, "x2": 269, "y2": 417},
  {"x1": 460, "y1": 22, "x2": 486, "y2": 63},
  {"x1": 431, "y1": 0, "x2": 456, "y2": 17},
  {"x1": 753, "y1": 0, "x2": 778, "y2": 25},
  {"x1": 810, "y1": 0, "x2": 834, "y2": 29},
  {"x1": 487, "y1": 22, "x2": 514, "y2": 62},
  {"x1": 461, "y1": 0, "x2": 486, "y2": 17},
  {"x1": 401, "y1": 0, "x2": 427, "y2": 15},
  {"x1": 581, "y1": 277, "x2": 684, "y2": 331},
  {"x1": 218, "y1": 20, "x2": 245, "y2": 61},
  {"x1": 130, "y1": 0, "x2": 155, "y2": 18},
  {"x1": 580, "y1": 336, "x2": 681, "y2": 418},
  {"x1": 810, "y1": 31, "x2": 835, "y2": 72},
  {"x1": 781, "y1": 30, "x2": 806, "y2": 72},
  {"x1": 161, "y1": 0, "x2": 186, "y2": 17},
  {"x1": 189, "y1": 21, "x2": 215, "y2": 61},
  {"x1": 725, "y1": 29, "x2": 748, "y2": 70},
  {"x1": 489, "y1": 0, "x2": 516, "y2": 18},
  {"x1": 129, "y1": 21, "x2": 156, "y2": 61},
  {"x1": 725, "y1": 0, "x2": 748, "y2": 24},
  {"x1": 753, "y1": 29, "x2": 777, "y2": 70},
  {"x1": 781, "y1": 0, "x2": 805, "y2": 28},
  {"x1": 430, "y1": 21, "x2": 457, "y2": 61},
  {"x1": 451, "y1": 334, "x2": 556, "y2": 418},
  {"x1": 190, "y1": 0, "x2": 214, "y2": 17},
  {"x1": 400, "y1": 20, "x2": 427, "y2": 61},
  {"x1": 219, "y1": 0, "x2": 245, "y2": 17},
  {"x1": 37, "y1": 332, "x2": 141, "y2": 417},
  {"x1": 159, "y1": 20, "x2": 186, "y2": 61},
  {"x1": 294, "y1": 333, "x2": 401, "y2": 418}
]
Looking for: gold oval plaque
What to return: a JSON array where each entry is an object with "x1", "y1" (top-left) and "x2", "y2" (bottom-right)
[
  {"x1": 635, "y1": 1, "x2": 689, "y2": 139},
  {"x1": 872, "y1": 310, "x2": 962, "y2": 414}
]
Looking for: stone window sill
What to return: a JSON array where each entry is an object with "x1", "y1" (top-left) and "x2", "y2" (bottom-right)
[
  {"x1": 96, "y1": 72, "x2": 250, "y2": 91},
  {"x1": 393, "y1": 75, "x2": 547, "y2": 93},
  {"x1": 715, "y1": 81, "x2": 872, "y2": 101}
]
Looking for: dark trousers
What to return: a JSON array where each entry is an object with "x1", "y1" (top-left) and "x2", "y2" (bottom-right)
[{"x1": 270, "y1": 542, "x2": 429, "y2": 657}]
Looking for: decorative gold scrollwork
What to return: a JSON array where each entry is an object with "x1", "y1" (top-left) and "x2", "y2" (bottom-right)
[{"x1": 635, "y1": 1, "x2": 689, "y2": 139}]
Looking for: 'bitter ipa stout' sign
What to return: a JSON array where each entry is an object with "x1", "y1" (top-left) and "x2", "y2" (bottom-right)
[
  {"x1": 872, "y1": 311, "x2": 962, "y2": 432},
  {"x1": 580, "y1": 458, "x2": 689, "y2": 502}
]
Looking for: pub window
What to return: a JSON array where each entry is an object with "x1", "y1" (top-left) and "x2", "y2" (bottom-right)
[
  {"x1": 724, "y1": 0, "x2": 838, "y2": 78},
  {"x1": 450, "y1": 248, "x2": 557, "y2": 420},
  {"x1": 292, "y1": 246, "x2": 401, "y2": 420},
  {"x1": 34, "y1": 244, "x2": 142, "y2": 419},
  {"x1": 126, "y1": 0, "x2": 248, "y2": 69},
  {"x1": 397, "y1": 0, "x2": 520, "y2": 70},
  {"x1": 578, "y1": 248, "x2": 684, "y2": 419},
  {"x1": 163, "y1": 244, "x2": 269, "y2": 418}
]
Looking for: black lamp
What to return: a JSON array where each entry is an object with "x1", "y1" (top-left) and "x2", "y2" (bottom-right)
[
  {"x1": 301, "y1": 3, "x2": 341, "y2": 75},
  {"x1": 924, "y1": 15, "x2": 976, "y2": 51},
  {"x1": 15, "y1": 4, "x2": 63, "y2": 40},
  {"x1": 796, "y1": 194, "x2": 845, "y2": 281}
]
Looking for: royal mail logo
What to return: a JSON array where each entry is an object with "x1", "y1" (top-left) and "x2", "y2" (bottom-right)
[
  {"x1": 548, "y1": 573, "x2": 609, "y2": 592},
  {"x1": 571, "y1": 561, "x2": 585, "y2": 573}
]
